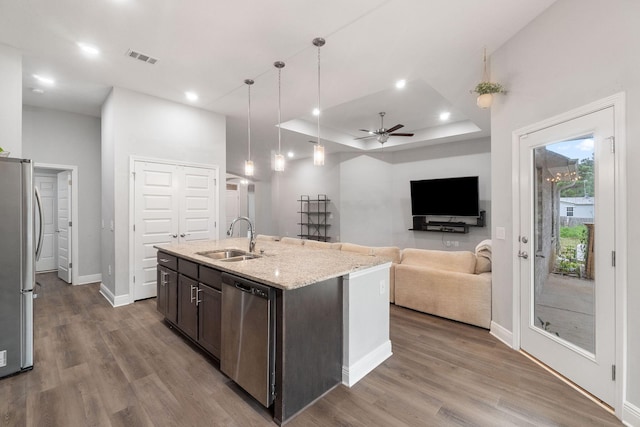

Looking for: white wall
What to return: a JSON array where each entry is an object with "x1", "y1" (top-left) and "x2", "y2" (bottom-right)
[
  {"x1": 101, "y1": 87, "x2": 226, "y2": 299},
  {"x1": 490, "y1": 0, "x2": 639, "y2": 418},
  {"x1": 339, "y1": 153, "x2": 392, "y2": 245},
  {"x1": 0, "y1": 43, "x2": 22, "y2": 157},
  {"x1": 22, "y1": 106, "x2": 102, "y2": 280},
  {"x1": 273, "y1": 138, "x2": 491, "y2": 251}
]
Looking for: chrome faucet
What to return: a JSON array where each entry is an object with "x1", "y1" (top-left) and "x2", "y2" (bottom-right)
[{"x1": 227, "y1": 216, "x2": 256, "y2": 253}]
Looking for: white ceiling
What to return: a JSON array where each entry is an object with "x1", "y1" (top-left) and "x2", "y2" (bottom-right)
[{"x1": 0, "y1": 0, "x2": 556, "y2": 179}]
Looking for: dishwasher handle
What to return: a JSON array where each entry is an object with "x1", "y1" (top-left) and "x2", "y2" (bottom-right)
[{"x1": 235, "y1": 282, "x2": 252, "y2": 293}]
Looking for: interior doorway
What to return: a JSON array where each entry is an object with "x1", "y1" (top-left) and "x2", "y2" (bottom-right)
[
  {"x1": 34, "y1": 163, "x2": 79, "y2": 285},
  {"x1": 512, "y1": 94, "x2": 626, "y2": 415}
]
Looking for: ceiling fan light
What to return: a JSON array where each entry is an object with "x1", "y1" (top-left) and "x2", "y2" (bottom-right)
[{"x1": 313, "y1": 144, "x2": 325, "y2": 166}]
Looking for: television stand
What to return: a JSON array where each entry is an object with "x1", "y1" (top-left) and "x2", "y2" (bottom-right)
[{"x1": 409, "y1": 211, "x2": 485, "y2": 234}]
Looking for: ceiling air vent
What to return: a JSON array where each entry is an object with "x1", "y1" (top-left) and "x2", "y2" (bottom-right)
[{"x1": 125, "y1": 49, "x2": 158, "y2": 65}]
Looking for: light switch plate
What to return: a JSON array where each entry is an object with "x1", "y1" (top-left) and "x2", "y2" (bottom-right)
[
  {"x1": 0, "y1": 350, "x2": 7, "y2": 367},
  {"x1": 496, "y1": 227, "x2": 506, "y2": 240}
]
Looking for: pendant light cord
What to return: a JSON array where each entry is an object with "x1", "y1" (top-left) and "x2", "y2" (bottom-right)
[
  {"x1": 278, "y1": 67, "x2": 282, "y2": 154},
  {"x1": 317, "y1": 44, "x2": 321, "y2": 145},
  {"x1": 247, "y1": 82, "x2": 252, "y2": 160}
]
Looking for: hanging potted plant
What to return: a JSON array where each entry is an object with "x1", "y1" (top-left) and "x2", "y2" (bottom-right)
[
  {"x1": 474, "y1": 81, "x2": 505, "y2": 109},
  {"x1": 0, "y1": 146, "x2": 9, "y2": 157},
  {"x1": 472, "y1": 48, "x2": 505, "y2": 109}
]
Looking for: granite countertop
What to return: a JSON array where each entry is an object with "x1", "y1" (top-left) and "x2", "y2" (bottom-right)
[{"x1": 155, "y1": 238, "x2": 390, "y2": 290}]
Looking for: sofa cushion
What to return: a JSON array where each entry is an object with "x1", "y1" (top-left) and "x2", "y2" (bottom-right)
[
  {"x1": 400, "y1": 248, "x2": 477, "y2": 275},
  {"x1": 340, "y1": 242, "x2": 372, "y2": 255},
  {"x1": 474, "y1": 239, "x2": 492, "y2": 274}
]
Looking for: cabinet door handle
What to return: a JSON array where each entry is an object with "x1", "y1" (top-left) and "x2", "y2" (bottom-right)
[
  {"x1": 196, "y1": 288, "x2": 202, "y2": 306},
  {"x1": 159, "y1": 258, "x2": 170, "y2": 263},
  {"x1": 160, "y1": 271, "x2": 168, "y2": 286},
  {"x1": 190, "y1": 284, "x2": 196, "y2": 303}
]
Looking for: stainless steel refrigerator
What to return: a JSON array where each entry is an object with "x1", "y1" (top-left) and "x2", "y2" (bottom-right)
[{"x1": 0, "y1": 156, "x2": 42, "y2": 378}]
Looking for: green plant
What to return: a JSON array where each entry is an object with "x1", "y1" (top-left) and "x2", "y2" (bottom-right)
[
  {"x1": 474, "y1": 81, "x2": 504, "y2": 95},
  {"x1": 0, "y1": 146, "x2": 4, "y2": 152}
]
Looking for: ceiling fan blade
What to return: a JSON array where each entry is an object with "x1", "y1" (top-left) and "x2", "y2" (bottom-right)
[
  {"x1": 359, "y1": 129, "x2": 374, "y2": 133},
  {"x1": 390, "y1": 133, "x2": 414, "y2": 137},
  {"x1": 354, "y1": 135, "x2": 376, "y2": 140},
  {"x1": 386, "y1": 124, "x2": 404, "y2": 133}
]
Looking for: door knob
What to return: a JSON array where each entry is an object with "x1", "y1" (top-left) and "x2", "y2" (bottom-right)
[
  {"x1": 521, "y1": 236, "x2": 528, "y2": 243},
  {"x1": 180, "y1": 233, "x2": 186, "y2": 238},
  {"x1": 518, "y1": 251, "x2": 529, "y2": 259},
  {"x1": 171, "y1": 234, "x2": 178, "y2": 238}
]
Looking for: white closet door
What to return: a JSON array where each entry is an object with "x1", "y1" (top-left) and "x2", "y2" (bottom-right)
[
  {"x1": 134, "y1": 162, "x2": 179, "y2": 300},
  {"x1": 133, "y1": 161, "x2": 218, "y2": 301},
  {"x1": 179, "y1": 166, "x2": 217, "y2": 242},
  {"x1": 57, "y1": 171, "x2": 72, "y2": 283},
  {"x1": 35, "y1": 174, "x2": 57, "y2": 272}
]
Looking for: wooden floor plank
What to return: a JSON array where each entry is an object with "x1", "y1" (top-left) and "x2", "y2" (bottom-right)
[{"x1": 0, "y1": 272, "x2": 622, "y2": 427}]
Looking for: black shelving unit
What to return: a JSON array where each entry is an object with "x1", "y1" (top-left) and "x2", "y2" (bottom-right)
[{"x1": 297, "y1": 194, "x2": 330, "y2": 241}]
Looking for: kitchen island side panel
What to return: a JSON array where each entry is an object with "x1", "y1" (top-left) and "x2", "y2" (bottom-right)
[{"x1": 275, "y1": 277, "x2": 343, "y2": 424}]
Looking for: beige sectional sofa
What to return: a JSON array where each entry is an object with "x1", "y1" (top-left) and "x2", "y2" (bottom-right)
[
  {"x1": 395, "y1": 242, "x2": 492, "y2": 329},
  {"x1": 256, "y1": 236, "x2": 492, "y2": 329}
]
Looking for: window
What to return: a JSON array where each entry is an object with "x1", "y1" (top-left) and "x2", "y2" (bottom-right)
[{"x1": 566, "y1": 206, "x2": 574, "y2": 217}]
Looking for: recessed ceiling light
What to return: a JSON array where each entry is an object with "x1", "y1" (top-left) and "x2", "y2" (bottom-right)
[
  {"x1": 77, "y1": 42, "x2": 100, "y2": 56},
  {"x1": 33, "y1": 74, "x2": 55, "y2": 86},
  {"x1": 439, "y1": 111, "x2": 451, "y2": 121},
  {"x1": 287, "y1": 151, "x2": 294, "y2": 158},
  {"x1": 185, "y1": 91, "x2": 198, "y2": 102},
  {"x1": 312, "y1": 108, "x2": 320, "y2": 116},
  {"x1": 31, "y1": 88, "x2": 45, "y2": 94},
  {"x1": 395, "y1": 79, "x2": 406, "y2": 89}
]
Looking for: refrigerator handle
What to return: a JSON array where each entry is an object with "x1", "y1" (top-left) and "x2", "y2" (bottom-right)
[{"x1": 35, "y1": 186, "x2": 44, "y2": 261}]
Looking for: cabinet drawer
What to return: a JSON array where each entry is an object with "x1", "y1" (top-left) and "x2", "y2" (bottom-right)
[
  {"x1": 178, "y1": 258, "x2": 199, "y2": 280},
  {"x1": 157, "y1": 252, "x2": 177, "y2": 270},
  {"x1": 200, "y1": 266, "x2": 222, "y2": 290}
]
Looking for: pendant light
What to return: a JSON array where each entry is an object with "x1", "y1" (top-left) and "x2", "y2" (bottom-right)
[
  {"x1": 244, "y1": 79, "x2": 255, "y2": 177},
  {"x1": 274, "y1": 61, "x2": 285, "y2": 172},
  {"x1": 312, "y1": 37, "x2": 325, "y2": 166}
]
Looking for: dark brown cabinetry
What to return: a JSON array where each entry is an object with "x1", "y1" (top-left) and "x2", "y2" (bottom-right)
[
  {"x1": 177, "y1": 274, "x2": 199, "y2": 340},
  {"x1": 157, "y1": 253, "x2": 178, "y2": 323},
  {"x1": 158, "y1": 251, "x2": 222, "y2": 360},
  {"x1": 157, "y1": 265, "x2": 178, "y2": 323}
]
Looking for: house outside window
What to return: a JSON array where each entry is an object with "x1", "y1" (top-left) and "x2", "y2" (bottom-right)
[{"x1": 566, "y1": 206, "x2": 574, "y2": 217}]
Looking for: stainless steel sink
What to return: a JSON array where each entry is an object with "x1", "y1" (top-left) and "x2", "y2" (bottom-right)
[
  {"x1": 196, "y1": 249, "x2": 260, "y2": 262},
  {"x1": 220, "y1": 254, "x2": 261, "y2": 262}
]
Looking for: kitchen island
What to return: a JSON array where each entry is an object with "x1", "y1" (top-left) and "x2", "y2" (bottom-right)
[{"x1": 155, "y1": 238, "x2": 392, "y2": 425}]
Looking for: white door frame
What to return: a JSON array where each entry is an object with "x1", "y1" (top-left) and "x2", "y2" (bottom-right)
[
  {"x1": 34, "y1": 163, "x2": 79, "y2": 285},
  {"x1": 128, "y1": 155, "x2": 220, "y2": 304},
  {"x1": 511, "y1": 93, "x2": 627, "y2": 416}
]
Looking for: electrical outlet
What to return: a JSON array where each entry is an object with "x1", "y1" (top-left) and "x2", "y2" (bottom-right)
[
  {"x1": 379, "y1": 280, "x2": 386, "y2": 295},
  {"x1": 108, "y1": 265, "x2": 112, "y2": 276},
  {"x1": 0, "y1": 350, "x2": 6, "y2": 367},
  {"x1": 110, "y1": 220, "x2": 114, "y2": 231},
  {"x1": 453, "y1": 241, "x2": 459, "y2": 247}
]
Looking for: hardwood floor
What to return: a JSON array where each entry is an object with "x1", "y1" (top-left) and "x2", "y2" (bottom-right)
[{"x1": 0, "y1": 273, "x2": 622, "y2": 426}]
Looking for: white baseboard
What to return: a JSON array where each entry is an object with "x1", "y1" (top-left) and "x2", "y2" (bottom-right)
[
  {"x1": 76, "y1": 273, "x2": 102, "y2": 285},
  {"x1": 342, "y1": 340, "x2": 392, "y2": 387},
  {"x1": 623, "y1": 400, "x2": 640, "y2": 427},
  {"x1": 490, "y1": 321, "x2": 513, "y2": 348},
  {"x1": 99, "y1": 283, "x2": 131, "y2": 308}
]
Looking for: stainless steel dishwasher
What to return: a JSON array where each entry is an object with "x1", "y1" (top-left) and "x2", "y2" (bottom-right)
[{"x1": 221, "y1": 272, "x2": 276, "y2": 407}]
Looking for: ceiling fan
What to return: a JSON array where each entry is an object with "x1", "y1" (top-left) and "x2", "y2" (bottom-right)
[{"x1": 354, "y1": 112, "x2": 414, "y2": 144}]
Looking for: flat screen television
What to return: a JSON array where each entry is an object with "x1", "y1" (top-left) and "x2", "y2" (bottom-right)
[{"x1": 410, "y1": 176, "x2": 480, "y2": 217}]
